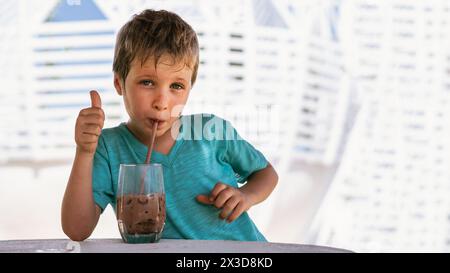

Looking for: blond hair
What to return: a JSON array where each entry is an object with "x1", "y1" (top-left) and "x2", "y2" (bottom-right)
[{"x1": 113, "y1": 9, "x2": 199, "y2": 85}]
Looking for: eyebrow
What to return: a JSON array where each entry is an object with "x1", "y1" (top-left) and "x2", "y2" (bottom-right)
[
  {"x1": 136, "y1": 74, "x2": 189, "y2": 83},
  {"x1": 174, "y1": 77, "x2": 189, "y2": 83}
]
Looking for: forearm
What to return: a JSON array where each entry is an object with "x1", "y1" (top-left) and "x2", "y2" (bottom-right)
[
  {"x1": 61, "y1": 148, "x2": 99, "y2": 241},
  {"x1": 239, "y1": 163, "x2": 278, "y2": 207}
]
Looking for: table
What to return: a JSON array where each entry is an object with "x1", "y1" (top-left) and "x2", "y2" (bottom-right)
[{"x1": 0, "y1": 239, "x2": 351, "y2": 253}]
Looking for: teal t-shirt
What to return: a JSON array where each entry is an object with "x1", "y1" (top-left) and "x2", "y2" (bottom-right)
[{"x1": 92, "y1": 113, "x2": 268, "y2": 241}]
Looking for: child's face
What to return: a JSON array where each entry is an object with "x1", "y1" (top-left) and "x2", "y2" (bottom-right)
[{"x1": 114, "y1": 54, "x2": 193, "y2": 141}]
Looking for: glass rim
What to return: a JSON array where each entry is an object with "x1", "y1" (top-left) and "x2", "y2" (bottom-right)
[{"x1": 119, "y1": 163, "x2": 162, "y2": 167}]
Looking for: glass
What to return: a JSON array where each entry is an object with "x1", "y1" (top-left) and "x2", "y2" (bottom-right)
[{"x1": 116, "y1": 164, "x2": 166, "y2": 243}]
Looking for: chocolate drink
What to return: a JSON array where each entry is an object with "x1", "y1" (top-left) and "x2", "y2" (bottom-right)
[{"x1": 117, "y1": 193, "x2": 166, "y2": 236}]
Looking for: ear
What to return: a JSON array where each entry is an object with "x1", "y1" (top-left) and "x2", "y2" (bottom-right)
[{"x1": 114, "y1": 73, "x2": 124, "y2": 96}]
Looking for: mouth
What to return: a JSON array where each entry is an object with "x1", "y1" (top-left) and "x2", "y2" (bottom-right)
[{"x1": 148, "y1": 118, "x2": 166, "y2": 129}]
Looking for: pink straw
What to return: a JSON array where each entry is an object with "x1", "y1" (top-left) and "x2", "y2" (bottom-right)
[
  {"x1": 145, "y1": 122, "x2": 158, "y2": 164},
  {"x1": 139, "y1": 122, "x2": 158, "y2": 195}
]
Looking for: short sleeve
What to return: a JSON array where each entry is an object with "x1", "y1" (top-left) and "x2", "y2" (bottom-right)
[
  {"x1": 223, "y1": 120, "x2": 268, "y2": 183},
  {"x1": 92, "y1": 134, "x2": 114, "y2": 213}
]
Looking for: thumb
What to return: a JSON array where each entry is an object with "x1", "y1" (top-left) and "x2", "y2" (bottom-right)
[
  {"x1": 196, "y1": 194, "x2": 213, "y2": 205},
  {"x1": 90, "y1": 90, "x2": 102, "y2": 108}
]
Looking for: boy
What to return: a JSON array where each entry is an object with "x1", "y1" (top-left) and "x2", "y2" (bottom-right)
[{"x1": 61, "y1": 9, "x2": 278, "y2": 242}]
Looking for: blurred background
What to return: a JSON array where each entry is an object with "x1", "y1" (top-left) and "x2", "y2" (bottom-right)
[{"x1": 1, "y1": 0, "x2": 450, "y2": 252}]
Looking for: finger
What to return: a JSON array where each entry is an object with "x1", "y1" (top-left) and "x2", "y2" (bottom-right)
[
  {"x1": 80, "y1": 133, "x2": 99, "y2": 143},
  {"x1": 81, "y1": 115, "x2": 104, "y2": 127},
  {"x1": 213, "y1": 188, "x2": 234, "y2": 209},
  {"x1": 82, "y1": 124, "x2": 102, "y2": 136},
  {"x1": 196, "y1": 194, "x2": 213, "y2": 205},
  {"x1": 90, "y1": 90, "x2": 102, "y2": 109},
  {"x1": 219, "y1": 196, "x2": 239, "y2": 220},
  {"x1": 209, "y1": 182, "x2": 228, "y2": 202},
  {"x1": 79, "y1": 108, "x2": 104, "y2": 119},
  {"x1": 81, "y1": 140, "x2": 98, "y2": 145},
  {"x1": 226, "y1": 201, "x2": 246, "y2": 223}
]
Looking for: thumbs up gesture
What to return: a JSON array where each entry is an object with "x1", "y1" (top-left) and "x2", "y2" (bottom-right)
[{"x1": 75, "y1": 90, "x2": 105, "y2": 155}]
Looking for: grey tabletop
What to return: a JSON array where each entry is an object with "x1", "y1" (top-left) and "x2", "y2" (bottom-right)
[{"x1": 0, "y1": 239, "x2": 351, "y2": 253}]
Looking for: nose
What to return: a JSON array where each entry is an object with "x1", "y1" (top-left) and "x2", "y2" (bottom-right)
[{"x1": 152, "y1": 90, "x2": 169, "y2": 111}]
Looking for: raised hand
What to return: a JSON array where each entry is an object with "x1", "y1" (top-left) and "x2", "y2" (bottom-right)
[{"x1": 74, "y1": 90, "x2": 105, "y2": 155}]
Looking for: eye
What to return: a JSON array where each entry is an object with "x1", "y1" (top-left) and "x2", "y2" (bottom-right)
[
  {"x1": 171, "y1": 83, "x2": 185, "y2": 91},
  {"x1": 140, "y1": 80, "x2": 154, "y2": 87}
]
